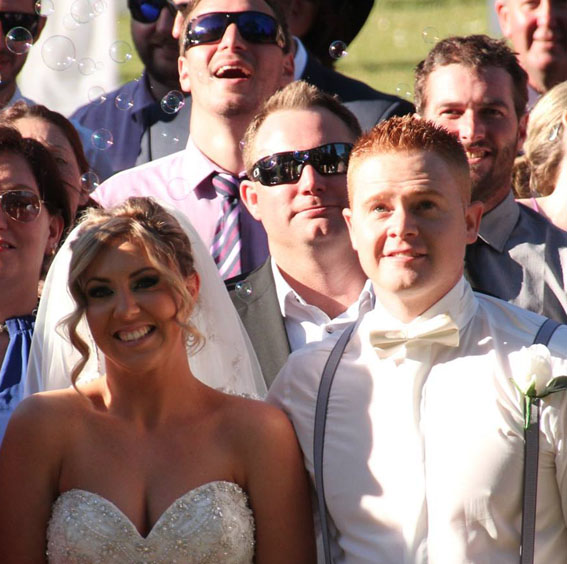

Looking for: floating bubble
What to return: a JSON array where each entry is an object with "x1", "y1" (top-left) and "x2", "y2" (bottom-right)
[
  {"x1": 6, "y1": 27, "x2": 33, "y2": 55},
  {"x1": 549, "y1": 124, "x2": 562, "y2": 142},
  {"x1": 422, "y1": 26, "x2": 440, "y2": 44},
  {"x1": 377, "y1": 17, "x2": 390, "y2": 31},
  {"x1": 62, "y1": 13, "x2": 80, "y2": 31},
  {"x1": 329, "y1": 40, "x2": 348, "y2": 60},
  {"x1": 395, "y1": 83, "x2": 413, "y2": 101},
  {"x1": 109, "y1": 41, "x2": 132, "y2": 64},
  {"x1": 41, "y1": 35, "x2": 76, "y2": 71},
  {"x1": 235, "y1": 281, "x2": 253, "y2": 300},
  {"x1": 35, "y1": 0, "x2": 55, "y2": 16},
  {"x1": 78, "y1": 57, "x2": 96, "y2": 75},
  {"x1": 166, "y1": 177, "x2": 188, "y2": 200},
  {"x1": 393, "y1": 29, "x2": 407, "y2": 48},
  {"x1": 80, "y1": 171, "x2": 100, "y2": 193},
  {"x1": 70, "y1": 0, "x2": 94, "y2": 24},
  {"x1": 115, "y1": 93, "x2": 134, "y2": 111},
  {"x1": 239, "y1": 139, "x2": 245, "y2": 151},
  {"x1": 91, "y1": 0, "x2": 106, "y2": 16},
  {"x1": 160, "y1": 90, "x2": 185, "y2": 114},
  {"x1": 91, "y1": 128, "x2": 113, "y2": 151},
  {"x1": 88, "y1": 85, "x2": 106, "y2": 104},
  {"x1": 160, "y1": 131, "x2": 179, "y2": 146}
]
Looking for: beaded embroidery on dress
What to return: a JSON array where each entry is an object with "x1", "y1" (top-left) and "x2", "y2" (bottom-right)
[{"x1": 46, "y1": 481, "x2": 255, "y2": 563}]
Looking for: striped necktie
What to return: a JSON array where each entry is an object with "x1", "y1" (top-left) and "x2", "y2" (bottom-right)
[{"x1": 210, "y1": 172, "x2": 242, "y2": 279}]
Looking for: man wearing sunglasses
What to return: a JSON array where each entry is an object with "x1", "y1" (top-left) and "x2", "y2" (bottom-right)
[
  {"x1": 0, "y1": 0, "x2": 45, "y2": 109},
  {"x1": 93, "y1": 0, "x2": 294, "y2": 279},
  {"x1": 226, "y1": 81, "x2": 370, "y2": 388},
  {"x1": 72, "y1": 0, "x2": 189, "y2": 175}
]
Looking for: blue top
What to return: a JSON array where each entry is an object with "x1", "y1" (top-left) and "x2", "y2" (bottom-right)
[{"x1": 0, "y1": 315, "x2": 35, "y2": 443}]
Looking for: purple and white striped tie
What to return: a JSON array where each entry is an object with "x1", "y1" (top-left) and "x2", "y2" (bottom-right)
[{"x1": 210, "y1": 172, "x2": 242, "y2": 279}]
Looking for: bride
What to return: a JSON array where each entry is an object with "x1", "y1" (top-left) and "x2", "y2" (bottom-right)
[{"x1": 0, "y1": 198, "x2": 315, "y2": 563}]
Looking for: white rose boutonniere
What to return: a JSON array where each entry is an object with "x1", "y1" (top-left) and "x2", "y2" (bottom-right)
[{"x1": 512, "y1": 344, "x2": 567, "y2": 428}]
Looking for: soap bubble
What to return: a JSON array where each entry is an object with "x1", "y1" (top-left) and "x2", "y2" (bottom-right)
[
  {"x1": 549, "y1": 124, "x2": 562, "y2": 142},
  {"x1": 91, "y1": 0, "x2": 107, "y2": 16},
  {"x1": 91, "y1": 128, "x2": 113, "y2": 151},
  {"x1": 109, "y1": 41, "x2": 132, "y2": 64},
  {"x1": 80, "y1": 171, "x2": 100, "y2": 193},
  {"x1": 160, "y1": 90, "x2": 185, "y2": 114},
  {"x1": 115, "y1": 93, "x2": 134, "y2": 111},
  {"x1": 62, "y1": 14, "x2": 79, "y2": 31},
  {"x1": 422, "y1": 26, "x2": 440, "y2": 44},
  {"x1": 78, "y1": 57, "x2": 96, "y2": 75},
  {"x1": 395, "y1": 83, "x2": 413, "y2": 101},
  {"x1": 6, "y1": 27, "x2": 33, "y2": 55},
  {"x1": 88, "y1": 85, "x2": 106, "y2": 104},
  {"x1": 166, "y1": 177, "x2": 188, "y2": 200},
  {"x1": 239, "y1": 139, "x2": 245, "y2": 151},
  {"x1": 235, "y1": 281, "x2": 253, "y2": 300},
  {"x1": 329, "y1": 40, "x2": 348, "y2": 60},
  {"x1": 41, "y1": 35, "x2": 76, "y2": 71},
  {"x1": 160, "y1": 131, "x2": 180, "y2": 146},
  {"x1": 35, "y1": 0, "x2": 55, "y2": 16},
  {"x1": 70, "y1": 0, "x2": 94, "y2": 24}
]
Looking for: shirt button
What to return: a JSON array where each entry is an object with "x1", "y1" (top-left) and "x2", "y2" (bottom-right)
[{"x1": 326, "y1": 327, "x2": 334, "y2": 334}]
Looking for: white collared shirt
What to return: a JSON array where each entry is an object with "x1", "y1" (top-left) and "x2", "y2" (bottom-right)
[
  {"x1": 271, "y1": 258, "x2": 374, "y2": 352},
  {"x1": 293, "y1": 37, "x2": 308, "y2": 80},
  {"x1": 269, "y1": 277, "x2": 567, "y2": 563}
]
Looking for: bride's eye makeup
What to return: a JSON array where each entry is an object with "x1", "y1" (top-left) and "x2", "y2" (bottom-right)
[
  {"x1": 133, "y1": 274, "x2": 160, "y2": 290},
  {"x1": 86, "y1": 284, "x2": 113, "y2": 299}
]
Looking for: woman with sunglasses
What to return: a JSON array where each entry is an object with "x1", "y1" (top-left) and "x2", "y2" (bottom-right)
[
  {"x1": 0, "y1": 197, "x2": 314, "y2": 563},
  {"x1": 0, "y1": 126, "x2": 71, "y2": 442},
  {"x1": 0, "y1": 102, "x2": 94, "y2": 218}
]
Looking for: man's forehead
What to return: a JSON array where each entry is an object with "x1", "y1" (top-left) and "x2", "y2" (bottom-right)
[{"x1": 189, "y1": 0, "x2": 274, "y2": 17}]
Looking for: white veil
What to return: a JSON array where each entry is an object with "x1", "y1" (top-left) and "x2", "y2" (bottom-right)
[{"x1": 25, "y1": 200, "x2": 267, "y2": 398}]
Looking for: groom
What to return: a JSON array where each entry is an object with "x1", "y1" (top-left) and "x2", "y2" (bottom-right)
[{"x1": 268, "y1": 116, "x2": 567, "y2": 562}]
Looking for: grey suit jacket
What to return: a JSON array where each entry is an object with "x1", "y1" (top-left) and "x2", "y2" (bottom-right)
[{"x1": 226, "y1": 259, "x2": 291, "y2": 390}]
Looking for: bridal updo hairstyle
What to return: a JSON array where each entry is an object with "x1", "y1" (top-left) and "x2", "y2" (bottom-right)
[{"x1": 65, "y1": 197, "x2": 203, "y2": 385}]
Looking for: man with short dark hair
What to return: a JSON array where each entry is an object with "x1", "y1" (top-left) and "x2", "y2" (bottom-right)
[
  {"x1": 72, "y1": 0, "x2": 189, "y2": 175},
  {"x1": 230, "y1": 80, "x2": 369, "y2": 387},
  {"x1": 495, "y1": 0, "x2": 567, "y2": 105},
  {"x1": 269, "y1": 115, "x2": 567, "y2": 563},
  {"x1": 415, "y1": 34, "x2": 567, "y2": 322}
]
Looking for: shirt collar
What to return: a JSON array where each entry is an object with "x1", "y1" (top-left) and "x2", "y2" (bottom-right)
[
  {"x1": 7, "y1": 86, "x2": 34, "y2": 107},
  {"x1": 370, "y1": 277, "x2": 478, "y2": 333},
  {"x1": 271, "y1": 257, "x2": 374, "y2": 318},
  {"x1": 293, "y1": 37, "x2": 308, "y2": 80},
  {"x1": 184, "y1": 137, "x2": 247, "y2": 196},
  {"x1": 477, "y1": 191, "x2": 519, "y2": 253}
]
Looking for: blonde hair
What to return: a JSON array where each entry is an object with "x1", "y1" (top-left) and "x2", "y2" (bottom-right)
[
  {"x1": 242, "y1": 80, "x2": 361, "y2": 173},
  {"x1": 514, "y1": 81, "x2": 567, "y2": 197},
  {"x1": 64, "y1": 197, "x2": 203, "y2": 386}
]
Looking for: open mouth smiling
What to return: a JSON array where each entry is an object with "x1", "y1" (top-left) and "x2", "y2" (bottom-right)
[{"x1": 114, "y1": 325, "x2": 156, "y2": 343}]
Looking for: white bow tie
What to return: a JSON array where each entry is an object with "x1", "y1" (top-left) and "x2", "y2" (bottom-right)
[{"x1": 370, "y1": 313, "x2": 460, "y2": 357}]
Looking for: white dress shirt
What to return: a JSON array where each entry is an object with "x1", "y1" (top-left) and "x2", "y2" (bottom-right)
[
  {"x1": 268, "y1": 278, "x2": 567, "y2": 563},
  {"x1": 271, "y1": 259, "x2": 374, "y2": 352}
]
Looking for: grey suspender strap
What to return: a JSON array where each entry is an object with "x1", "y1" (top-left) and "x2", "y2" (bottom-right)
[
  {"x1": 521, "y1": 317, "x2": 561, "y2": 564},
  {"x1": 314, "y1": 322, "x2": 357, "y2": 564}
]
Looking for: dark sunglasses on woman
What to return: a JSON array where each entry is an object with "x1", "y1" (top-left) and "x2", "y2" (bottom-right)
[
  {"x1": 127, "y1": 0, "x2": 184, "y2": 24},
  {"x1": 184, "y1": 11, "x2": 287, "y2": 50},
  {"x1": 250, "y1": 143, "x2": 353, "y2": 187},
  {"x1": 0, "y1": 11, "x2": 41, "y2": 36},
  {"x1": 0, "y1": 190, "x2": 42, "y2": 223}
]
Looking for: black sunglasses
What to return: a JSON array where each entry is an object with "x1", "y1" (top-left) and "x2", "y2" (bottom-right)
[
  {"x1": 0, "y1": 190, "x2": 42, "y2": 223},
  {"x1": 128, "y1": 0, "x2": 178, "y2": 23},
  {"x1": 184, "y1": 11, "x2": 287, "y2": 50},
  {"x1": 0, "y1": 12, "x2": 41, "y2": 36},
  {"x1": 250, "y1": 143, "x2": 353, "y2": 187}
]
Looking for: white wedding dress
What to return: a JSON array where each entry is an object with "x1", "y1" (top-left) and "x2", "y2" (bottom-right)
[{"x1": 46, "y1": 481, "x2": 255, "y2": 563}]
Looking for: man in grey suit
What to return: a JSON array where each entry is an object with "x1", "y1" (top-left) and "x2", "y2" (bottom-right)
[{"x1": 227, "y1": 80, "x2": 370, "y2": 387}]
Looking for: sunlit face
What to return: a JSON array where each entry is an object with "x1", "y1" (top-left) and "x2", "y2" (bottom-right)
[
  {"x1": 178, "y1": 0, "x2": 293, "y2": 119},
  {"x1": 241, "y1": 107, "x2": 356, "y2": 253},
  {"x1": 344, "y1": 150, "x2": 482, "y2": 319},
  {"x1": 0, "y1": 152, "x2": 62, "y2": 303},
  {"x1": 83, "y1": 239, "x2": 198, "y2": 375},
  {"x1": 496, "y1": 0, "x2": 567, "y2": 93},
  {"x1": 0, "y1": 0, "x2": 45, "y2": 95},
  {"x1": 420, "y1": 64, "x2": 526, "y2": 213},
  {"x1": 14, "y1": 116, "x2": 86, "y2": 215},
  {"x1": 131, "y1": 5, "x2": 180, "y2": 90}
]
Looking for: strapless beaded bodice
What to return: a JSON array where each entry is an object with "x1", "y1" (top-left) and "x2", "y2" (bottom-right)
[{"x1": 46, "y1": 481, "x2": 255, "y2": 563}]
